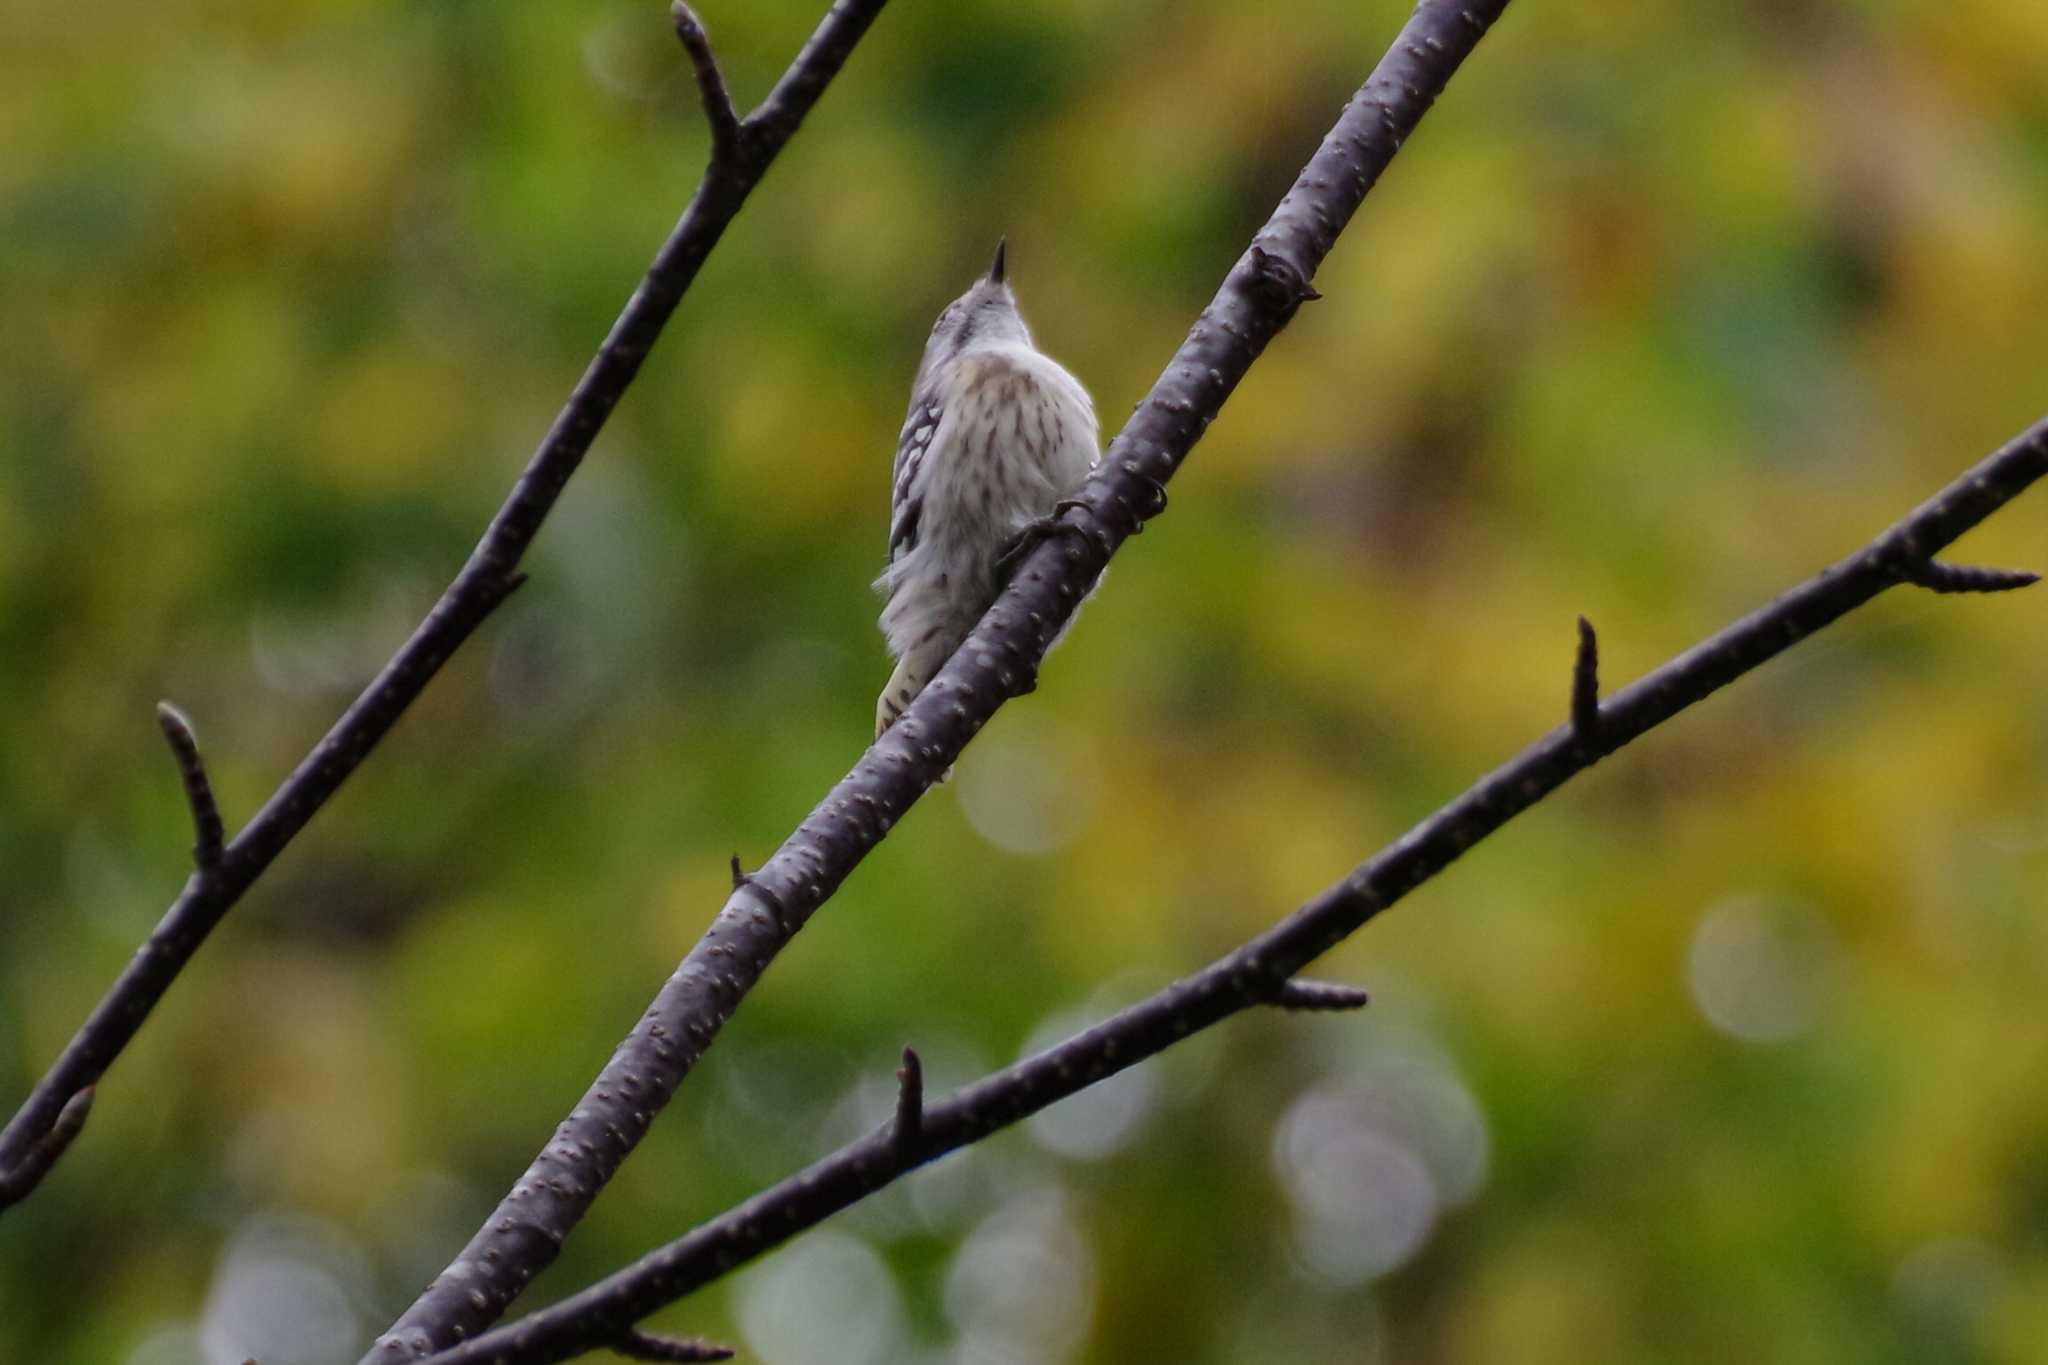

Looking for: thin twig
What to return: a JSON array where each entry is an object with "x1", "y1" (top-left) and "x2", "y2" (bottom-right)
[
  {"x1": 893, "y1": 1046, "x2": 923, "y2": 1153},
  {"x1": 1899, "y1": 559, "x2": 2040, "y2": 594},
  {"x1": 671, "y1": 3, "x2": 744, "y2": 169},
  {"x1": 155, "y1": 702, "x2": 225, "y2": 870},
  {"x1": 611, "y1": 1329, "x2": 734, "y2": 1363},
  {"x1": 372, "y1": 2, "x2": 1510, "y2": 1357},
  {"x1": 1571, "y1": 616, "x2": 1601, "y2": 743},
  {"x1": 414, "y1": 410, "x2": 2048, "y2": 1365},
  {"x1": 0, "y1": 1088, "x2": 94, "y2": 1210},
  {"x1": 0, "y1": 0, "x2": 888, "y2": 1260},
  {"x1": 1270, "y1": 979, "x2": 1371, "y2": 1012}
]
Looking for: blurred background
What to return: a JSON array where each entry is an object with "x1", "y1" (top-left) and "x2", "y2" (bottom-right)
[{"x1": 4, "y1": 0, "x2": 2048, "y2": 1361}]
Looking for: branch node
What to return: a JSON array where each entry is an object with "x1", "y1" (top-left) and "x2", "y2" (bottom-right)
[
  {"x1": 1244, "y1": 244, "x2": 1320, "y2": 320},
  {"x1": 673, "y1": 2, "x2": 746, "y2": 169},
  {"x1": 893, "y1": 1046, "x2": 924, "y2": 1154},
  {"x1": 728, "y1": 856, "x2": 791, "y2": 926},
  {"x1": 156, "y1": 702, "x2": 225, "y2": 870},
  {"x1": 612, "y1": 1327, "x2": 736, "y2": 1363},
  {"x1": 1270, "y1": 979, "x2": 1372, "y2": 1012},
  {"x1": 1571, "y1": 615, "x2": 1601, "y2": 742},
  {"x1": 0, "y1": 1087, "x2": 95, "y2": 1208},
  {"x1": 1900, "y1": 559, "x2": 2041, "y2": 595}
]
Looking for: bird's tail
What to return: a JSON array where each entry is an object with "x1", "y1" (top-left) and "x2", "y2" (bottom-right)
[
  {"x1": 875, "y1": 655, "x2": 927, "y2": 739},
  {"x1": 875, "y1": 654, "x2": 957, "y2": 783}
]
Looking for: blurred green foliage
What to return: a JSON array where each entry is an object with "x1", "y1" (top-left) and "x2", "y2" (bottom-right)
[{"x1": 4, "y1": 1, "x2": 2048, "y2": 1362}]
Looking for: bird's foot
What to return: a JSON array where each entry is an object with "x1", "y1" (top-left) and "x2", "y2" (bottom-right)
[{"x1": 996, "y1": 499, "x2": 1111, "y2": 585}]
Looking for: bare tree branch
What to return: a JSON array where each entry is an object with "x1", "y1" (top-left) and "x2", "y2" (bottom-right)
[
  {"x1": 414, "y1": 410, "x2": 2048, "y2": 1365},
  {"x1": 361, "y1": 2, "x2": 1516, "y2": 1358},
  {"x1": 0, "y1": 0, "x2": 885, "y2": 1215},
  {"x1": 155, "y1": 702, "x2": 224, "y2": 870}
]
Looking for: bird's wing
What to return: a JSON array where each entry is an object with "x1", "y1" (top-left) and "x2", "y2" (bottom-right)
[{"x1": 888, "y1": 388, "x2": 943, "y2": 563}]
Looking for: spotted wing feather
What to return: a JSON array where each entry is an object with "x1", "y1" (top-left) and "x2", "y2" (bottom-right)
[{"x1": 888, "y1": 391, "x2": 942, "y2": 563}]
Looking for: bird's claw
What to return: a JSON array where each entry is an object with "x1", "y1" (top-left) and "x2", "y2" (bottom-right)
[{"x1": 997, "y1": 500, "x2": 1112, "y2": 584}]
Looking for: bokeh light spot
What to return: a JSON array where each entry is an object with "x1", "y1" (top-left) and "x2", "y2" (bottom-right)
[
  {"x1": 1687, "y1": 895, "x2": 1836, "y2": 1043},
  {"x1": 955, "y1": 720, "x2": 1096, "y2": 856},
  {"x1": 943, "y1": 1189, "x2": 1095, "y2": 1365},
  {"x1": 197, "y1": 1214, "x2": 369, "y2": 1365},
  {"x1": 735, "y1": 1231, "x2": 906, "y2": 1365},
  {"x1": 1272, "y1": 1088, "x2": 1443, "y2": 1284},
  {"x1": 1891, "y1": 1237, "x2": 2007, "y2": 1339}
]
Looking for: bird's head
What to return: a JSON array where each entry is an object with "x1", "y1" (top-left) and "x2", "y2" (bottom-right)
[{"x1": 920, "y1": 239, "x2": 1033, "y2": 372}]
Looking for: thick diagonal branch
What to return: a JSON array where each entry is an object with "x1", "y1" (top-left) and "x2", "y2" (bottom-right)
[
  {"x1": 368, "y1": 0, "x2": 1515, "y2": 1358},
  {"x1": 413, "y1": 410, "x2": 2048, "y2": 1365},
  {"x1": 0, "y1": 0, "x2": 886, "y2": 1212}
]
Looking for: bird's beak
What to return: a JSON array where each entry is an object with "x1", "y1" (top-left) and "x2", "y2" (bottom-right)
[{"x1": 988, "y1": 238, "x2": 1007, "y2": 284}]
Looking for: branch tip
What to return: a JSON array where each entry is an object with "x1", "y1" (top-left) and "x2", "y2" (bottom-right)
[
  {"x1": 155, "y1": 701, "x2": 226, "y2": 869},
  {"x1": 729, "y1": 854, "x2": 748, "y2": 890},
  {"x1": 673, "y1": 2, "x2": 745, "y2": 167},
  {"x1": 51, "y1": 1086, "x2": 94, "y2": 1139},
  {"x1": 1270, "y1": 979, "x2": 1372, "y2": 1012},
  {"x1": 893, "y1": 1046, "x2": 924, "y2": 1150},
  {"x1": 1571, "y1": 616, "x2": 1601, "y2": 742},
  {"x1": 0, "y1": 1087, "x2": 95, "y2": 1208},
  {"x1": 612, "y1": 1327, "x2": 735, "y2": 1363},
  {"x1": 1901, "y1": 559, "x2": 2041, "y2": 595}
]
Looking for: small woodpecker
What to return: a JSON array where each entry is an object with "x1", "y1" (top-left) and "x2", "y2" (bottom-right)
[{"x1": 874, "y1": 241, "x2": 1100, "y2": 738}]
